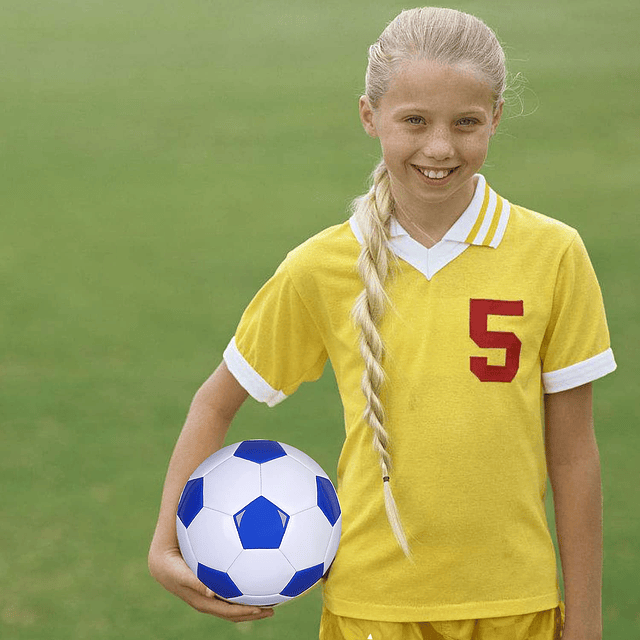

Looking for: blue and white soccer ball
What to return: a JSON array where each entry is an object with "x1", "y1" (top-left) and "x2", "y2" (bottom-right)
[{"x1": 176, "y1": 439, "x2": 341, "y2": 607}]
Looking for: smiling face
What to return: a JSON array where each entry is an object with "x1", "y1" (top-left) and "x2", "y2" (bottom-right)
[{"x1": 359, "y1": 59, "x2": 503, "y2": 229}]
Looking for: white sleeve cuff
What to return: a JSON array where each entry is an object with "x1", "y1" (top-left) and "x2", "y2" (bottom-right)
[
  {"x1": 542, "y1": 348, "x2": 617, "y2": 393},
  {"x1": 223, "y1": 336, "x2": 288, "y2": 407}
]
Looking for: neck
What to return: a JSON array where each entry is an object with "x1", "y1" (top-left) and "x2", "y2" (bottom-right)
[{"x1": 390, "y1": 175, "x2": 478, "y2": 247}]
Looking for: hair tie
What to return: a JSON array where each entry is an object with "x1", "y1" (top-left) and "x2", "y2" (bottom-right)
[{"x1": 383, "y1": 476, "x2": 390, "y2": 483}]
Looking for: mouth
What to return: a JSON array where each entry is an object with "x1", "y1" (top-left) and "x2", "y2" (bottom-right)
[{"x1": 412, "y1": 164, "x2": 459, "y2": 184}]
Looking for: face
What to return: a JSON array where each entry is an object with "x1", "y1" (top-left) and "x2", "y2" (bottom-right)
[{"x1": 359, "y1": 60, "x2": 503, "y2": 221}]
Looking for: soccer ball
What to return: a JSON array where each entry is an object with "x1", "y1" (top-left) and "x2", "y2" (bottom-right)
[{"x1": 176, "y1": 439, "x2": 342, "y2": 607}]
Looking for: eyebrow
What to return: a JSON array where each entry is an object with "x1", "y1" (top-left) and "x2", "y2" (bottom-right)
[{"x1": 393, "y1": 106, "x2": 488, "y2": 117}]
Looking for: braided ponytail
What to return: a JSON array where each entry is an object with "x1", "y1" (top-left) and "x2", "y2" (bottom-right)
[{"x1": 350, "y1": 159, "x2": 414, "y2": 563}]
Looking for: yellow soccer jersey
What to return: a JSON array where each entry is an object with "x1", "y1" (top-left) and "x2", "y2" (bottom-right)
[{"x1": 223, "y1": 174, "x2": 616, "y2": 622}]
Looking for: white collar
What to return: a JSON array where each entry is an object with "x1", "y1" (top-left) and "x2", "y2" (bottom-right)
[{"x1": 349, "y1": 174, "x2": 511, "y2": 280}]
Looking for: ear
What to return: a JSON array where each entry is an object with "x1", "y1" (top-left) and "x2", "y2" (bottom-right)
[
  {"x1": 490, "y1": 99, "x2": 504, "y2": 137},
  {"x1": 359, "y1": 95, "x2": 378, "y2": 138}
]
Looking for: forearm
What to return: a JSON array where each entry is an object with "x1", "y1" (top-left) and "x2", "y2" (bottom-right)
[
  {"x1": 549, "y1": 454, "x2": 603, "y2": 639},
  {"x1": 150, "y1": 390, "x2": 232, "y2": 554}
]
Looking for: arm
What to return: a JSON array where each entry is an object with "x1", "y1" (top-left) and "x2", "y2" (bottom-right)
[
  {"x1": 544, "y1": 382, "x2": 603, "y2": 640},
  {"x1": 148, "y1": 361, "x2": 274, "y2": 622}
]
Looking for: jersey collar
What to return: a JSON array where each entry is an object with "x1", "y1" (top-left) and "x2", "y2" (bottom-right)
[
  {"x1": 349, "y1": 174, "x2": 511, "y2": 281},
  {"x1": 388, "y1": 174, "x2": 510, "y2": 247}
]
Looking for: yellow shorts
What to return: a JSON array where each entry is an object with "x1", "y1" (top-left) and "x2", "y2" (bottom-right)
[{"x1": 319, "y1": 601, "x2": 564, "y2": 640}]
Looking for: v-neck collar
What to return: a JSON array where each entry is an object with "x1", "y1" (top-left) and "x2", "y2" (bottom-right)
[{"x1": 349, "y1": 174, "x2": 511, "y2": 280}]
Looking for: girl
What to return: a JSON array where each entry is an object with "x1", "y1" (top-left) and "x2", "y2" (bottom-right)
[{"x1": 149, "y1": 7, "x2": 615, "y2": 640}]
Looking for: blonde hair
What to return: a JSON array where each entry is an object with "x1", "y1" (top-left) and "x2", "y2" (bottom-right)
[{"x1": 350, "y1": 7, "x2": 507, "y2": 562}]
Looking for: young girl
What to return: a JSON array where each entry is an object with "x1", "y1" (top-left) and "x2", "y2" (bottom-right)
[{"x1": 149, "y1": 7, "x2": 615, "y2": 640}]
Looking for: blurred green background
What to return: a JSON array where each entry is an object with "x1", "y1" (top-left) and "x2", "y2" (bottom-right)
[{"x1": 1, "y1": 0, "x2": 638, "y2": 638}]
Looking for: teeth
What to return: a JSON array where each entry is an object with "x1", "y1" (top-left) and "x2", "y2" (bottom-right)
[{"x1": 419, "y1": 167, "x2": 454, "y2": 179}]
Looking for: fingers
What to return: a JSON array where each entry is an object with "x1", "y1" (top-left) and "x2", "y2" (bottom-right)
[
  {"x1": 178, "y1": 585, "x2": 275, "y2": 622},
  {"x1": 150, "y1": 545, "x2": 275, "y2": 623}
]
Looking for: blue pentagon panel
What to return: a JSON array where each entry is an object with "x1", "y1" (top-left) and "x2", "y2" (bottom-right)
[
  {"x1": 197, "y1": 564, "x2": 242, "y2": 599},
  {"x1": 234, "y1": 440, "x2": 286, "y2": 464},
  {"x1": 281, "y1": 563, "x2": 324, "y2": 597},
  {"x1": 235, "y1": 496, "x2": 290, "y2": 549},
  {"x1": 316, "y1": 476, "x2": 341, "y2": 526},
  {"x1": 177, "y1": 477, "x2": 204, "y2": 528}
]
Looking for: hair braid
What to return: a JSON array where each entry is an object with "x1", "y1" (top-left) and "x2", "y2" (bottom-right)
[{"x1": 350, "y1": 160, "x2": 414, "y2": 563}]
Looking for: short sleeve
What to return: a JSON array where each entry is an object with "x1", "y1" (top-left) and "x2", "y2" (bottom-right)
[
  {"x1": 223, "y1": 259, "x2": 328, "y2": 406},
  {"x1": 540, "y1": 232, "x2": 616, "y2": 393}
]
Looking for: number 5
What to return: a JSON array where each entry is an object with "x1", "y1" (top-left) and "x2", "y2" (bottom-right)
[{"x1": 470, "y1": 299, "x2": 523, "y2": 382}]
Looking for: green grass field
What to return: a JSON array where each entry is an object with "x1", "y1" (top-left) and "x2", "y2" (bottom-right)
[{"x1": 1, "y1": 0, "x2": 638, "y2": 638}]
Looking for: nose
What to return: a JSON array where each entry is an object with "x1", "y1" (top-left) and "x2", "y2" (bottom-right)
[{"x1": 421, "y1": 125, "x2": 455, "y2": 161}]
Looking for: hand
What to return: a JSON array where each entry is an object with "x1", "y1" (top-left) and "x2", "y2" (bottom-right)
[{"x1": 148, "y1": 545, "x2": 275, "y2": 623}]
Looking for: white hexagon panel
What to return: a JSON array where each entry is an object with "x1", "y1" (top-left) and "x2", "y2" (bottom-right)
[{"x1": 176, "y1": 440, "x2": 341, "y2": 607}]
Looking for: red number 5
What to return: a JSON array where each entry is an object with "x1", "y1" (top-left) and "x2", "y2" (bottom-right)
[{"x1": 470, "y1": 299, "x2": 523, "y2": 382}]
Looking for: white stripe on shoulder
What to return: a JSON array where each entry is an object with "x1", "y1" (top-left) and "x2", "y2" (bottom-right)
[
  {"x1": 223, "y1": 336, "x2": 288, "y2": 407},
  {"x1": 542, "y1": 348, "x2": 617, "y2": 393}
]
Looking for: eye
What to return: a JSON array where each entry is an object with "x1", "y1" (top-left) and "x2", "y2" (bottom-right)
[
  {"x1": 406, "y1": 116, "x2": 425, "y2": 125},
  {"x1": 457, "y1": 117, "x2": 480, "y2": 127}
]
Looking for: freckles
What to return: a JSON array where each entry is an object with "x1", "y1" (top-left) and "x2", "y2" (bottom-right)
[{"x1": 463, "y1": 135, "x2": 491, "y2": 155}]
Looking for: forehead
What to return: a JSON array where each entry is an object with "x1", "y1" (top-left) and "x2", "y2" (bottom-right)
[{"x1": 380, "y1": 59, "x2": 495, "y2": 114}]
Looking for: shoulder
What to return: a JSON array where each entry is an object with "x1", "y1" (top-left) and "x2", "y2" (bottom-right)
[
  {"x1": 281, "y1": 220, "x2": 360, "y2": 277},
  {"x1": 508, "y1": 202, "x2": 578, "y2": 243},
  {"x1": 505, "y1": 202, "x2": 582, "y2": 258}
]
